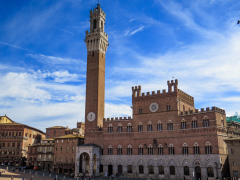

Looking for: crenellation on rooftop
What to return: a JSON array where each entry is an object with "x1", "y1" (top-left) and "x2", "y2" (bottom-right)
[
  {"x1": 179, "y1": 106, "x2": 225, "y2": 116},
  {"x1": 103, "y1": 116, "x2": 132, "y2": 122}
]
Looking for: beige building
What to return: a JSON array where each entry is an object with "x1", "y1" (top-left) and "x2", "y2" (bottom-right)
[{"x1": 224, "y1": 137, "x2": 240, "y2": 178}]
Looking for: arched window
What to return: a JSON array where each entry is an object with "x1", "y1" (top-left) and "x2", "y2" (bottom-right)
[
  {"x1": 138, "y1": 144, "x2": 143, "y2": 155},
  {"x1": 139, "y1": 165, "x2": 144, "y2": 174},
  {"x1": 167, "y1": 104, "x2": 171, "y2": 111},
  {"x1": 194, "y1": 142, "x2": 200, "y2": 154},
  {"x1": 108, "y1": 145, "x2": 113, "y2": 155},
  {"x1": 158, "y1": 144, "x2": 163, "y2": 155},
  {"x1": 138, "y1": 122, "x2": 143, "y2": 132},
  {"x1": 207, "y1": 167, "x2": 214, "y2": 177},
  {"x1": 159, "y1": 165, "x2": 164, "y2": 174},
  {"x1": 203, "y1": 116, "x2": 209, "y2": 127},
  {"x1": 157, "y1": 121, "x2": 162, "y2": 131},
  {"x1": 169, "y1": 144, "x2": 174, "y2": 155},
  {"x1": 147, "y1": 121, "x2": 153, "y2": 131},
  {"x1": 108, "y1": 124, "x2": 113, "y2": 133},
  {"x1": 93, "y1": 19, "x2": 97, "y2": 30},
  {"x1": 117, "y1": 145, "x2": 122, "y2": 155},
  {"x1": 167, "y1": 120, "x2": 173, "y2": 130},
  {"x1": 139, "y1": 107, "x2": 142, "y2": 114},
  {"x1": 127, "y1": 165, "x2": 133, "y2": 173},
  {"x1": 100, "y1": 145, "x2": 103, "y2": 155},
  {"x1": 170, "y1": 166, "x2": 175, "y2": 175},
  {"x1": 184, "y1": 166, "x2": 189, "y2": 175},
  {"x1": 148, "y1": 165, "x2": 154, "y2": 174},
  {"x1": 181, "y1": 119, "x2": 187, "y2": 129},
  {"x1": 148, "y1": 144, "x2": 153, "y2": 155},
  {"x1": 117, "y1": 123, "x2": 122, "y2": 133},
  {"x1": 127, "y1": 145, "x2": 132, "y2": 155},
  {"x1": 127, "y1": 123, "x2": 132, "y2": 132},
  {"x1": 192, "y1": 118, "x2": 198, "y2": 128},
  {"x1": 182, "y1": 143, "x2": 188, "y2": 155},
  {"x1": 205, "y1": 142, "x2": 212, "y2": 154}
]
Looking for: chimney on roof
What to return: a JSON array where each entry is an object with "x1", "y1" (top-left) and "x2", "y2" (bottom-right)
[{"x1": 67, "y1": 126, "x2": 68, "y2": 129}]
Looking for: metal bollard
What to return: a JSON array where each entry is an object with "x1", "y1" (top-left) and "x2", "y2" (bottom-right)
[
  {"x1": 36, "y1": 172, "x2": 37, "y2": 175},
  {"x1": 56, "y1": 175, "x2": 58, "y2": 179},
  {"x1": 43, "y1": 173, "x2": 44, "y2": 176},
  {"x1": 30, "y1": 171, "x2": 31, "y2": 174},
  {"x1": 24, "y1": 170, "x2": 25, "y2": 173},
  {"x1": 64, "y1": 176, "x2": 65, "y2": 179}
]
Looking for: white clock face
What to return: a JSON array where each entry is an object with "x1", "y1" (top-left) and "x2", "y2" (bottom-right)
[
  {"x1": 149, "y1": 102, "x2": 159, "y2": 113},
  {"x1": 87, "y1": 112, "x2": 96, "y2": 121}
]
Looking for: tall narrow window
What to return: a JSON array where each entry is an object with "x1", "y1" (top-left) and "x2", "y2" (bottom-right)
[
  {"x1": 181, "y1": 119, "x2": 187, "y2": 129},
  {"x1": 167, "y1": 104, "x2": 171, "y2": 111},
  {"x1": 117, "y1": 123, "x2": 122, "y2": 133},
  {"x1": 167, "y1": 121, "x2": 173, "y2": 130},
  {"x1": 139, "y1": 165, "x2": 144, "y2": 174},
  {"x1": 117, "y1": 145, "x2": 122, "y2": 155},
  {"x1": 127, "y1": 145, "x2": 132, "y2": 155},
  {"x1": 158, "y1": 144, "x2": 163, "y2": 155},
  {"x1": 108, "y1": 124, "x2": 113, "y2": 133},
  {"x1": 192, "y1": 118, "x2": 198, "y2": 128},
  {"x1": 93, "y1": 19, "x2": 97, "y2": 30},
  {"x1": 170, "y1": 166, "x2": 175, "y2": 175},
  {"x1": 169, "y1": 144, "x2": 174, "y2": 155},
  {"x1": 147, "y1": 121, "x2": 152, "y2": 131},
  {"x1": 203, "y1": 116, "x2": 209, "y2": 127},
  {"x1": 148, "y1": 165, "x2": 154, "y2": 174},
  {"x1": 184, "y1": 166, "x2": 190, "y2": 176},
  {"x1": 157, "y1": 121, "x2": 162, "y2": 131},
  {"x1": 148, "y1": 144, "x2": 153, "y2": 155},
  {"x1": 127, "y1": 123, "x2": 132, "y2": 132},
  {"x1": 194, "y1": 142, "x2": 200, "y2": 154},
  {"x1": 138, "y1": 145, "x2": 143, "y2": 155},
  {"x1": 159, "y1": 166, "x2": 164, "y2": 174},
  {"x1": 108, "y1": 145, "x2": 113, "y2": 155},
  {"x1": 205, "y1": 142, "x2": 212, "y2": 154},
  {"x1": 127, "y1": 165, "x2": 133, "y2": 173},
  {"x1": 182, "y1": 143, "x2": 188, "y2": 155},
  {"x1": 100, "y1": 145, "x2": 103, "y2": 155},
  {"x1": 207, "y1": 167, "x2": 214, "y2": 177},
  {"x1": 138, "y1": 122, "x2": 143, "y2": 132},
  {"x1": 139, "y1": 108, "x2": 142, "y2": 114}
]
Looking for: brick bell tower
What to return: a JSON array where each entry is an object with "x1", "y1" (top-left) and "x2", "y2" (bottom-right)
[{"x1": 84, "y1": 4, "x2": 108, "y2": 134}]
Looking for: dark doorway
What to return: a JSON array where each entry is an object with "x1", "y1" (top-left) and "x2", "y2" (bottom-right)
[
  {"x1": 108, "y1": 165, "x2": 113, "y2": 176},
  {"x1": 118, "y1": 165, "x2": 122, "y2": 175},
  {"x1": 195, "y1": 166, "x2": 201, "y2": 180}
]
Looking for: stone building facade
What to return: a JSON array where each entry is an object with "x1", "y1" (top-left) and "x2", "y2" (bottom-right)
[
  {"x1": 74, "y1": 4, "x2": 233, "y2": 180},
  {"x1": 0, "y1": 115, "x2": 45, "y2": 166}
]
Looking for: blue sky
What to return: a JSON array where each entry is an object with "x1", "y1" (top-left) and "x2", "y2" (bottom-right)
[{"x1": 0, "y1": 0, "x2": 240, "y2": 131}]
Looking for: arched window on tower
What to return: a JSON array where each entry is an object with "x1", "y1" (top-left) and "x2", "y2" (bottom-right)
[
  {"x1": 167, "y1": 120, "x2": 173, "y2": 130},
  {"x1": 181, "y1": 119, "x2": 187, "y2": 129},
  {"x1": 108, "y1": 145, "x2": 113, "y2": 155},
  {"x1": 182, "y1": 143, "x2": 188, "y2": 155},
  {"x1": 169, "y1": 144, "x2": 174, "y2": 155},
  {"x1": 158, "y1": 144, "x2": 163, "y2": 155},
  {"x1": 127, "y1": 123, "x2": 132, "y2": 132},
  {"x1": 138, "y1": 144, "x2": 143, "y2": 155},
  {"x1": 147, "y1": 121, "x2": 152, "y2": 131},
  {"x1": 117, "y1": 123, "x2": 122, "y2": 133},
  {"x1": 138, "y1": 122, "x2": 143, "y2": 132},
  {"x1": 157, "y1": 121, "x2": 162, "y2": 131},
  {"x1": 117, "y1": 145, "x2": 122, "y2": 155},
  {"x1": 203, "y1": 116, "x2": 209, "y2": 127},
  {"x1": 108, "y1": 124, "x2": 113, "y2": 133},
  {"x1": 205, "y1": 142, "x2": 212, "y2": 154},
  {"x1": 127, "y1": 145, "x2": 132, "y2": 155},
  {"x1": 192, "y1": 118, "x2": 198, "y2": 128},
  {"x1": 93, "y1": 19, "x2": 97, "y2": 30},
  {"x1": 148, "y1": 144, "x2": 153, "y2": 155},
  {"x1": 193, "y1": 142, "x2": 200, "y2": 154}
]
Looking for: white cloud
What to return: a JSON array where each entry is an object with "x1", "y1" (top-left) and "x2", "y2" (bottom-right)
[{"x1": 124, "y1": 26, "x2": 145, "y2": 37}]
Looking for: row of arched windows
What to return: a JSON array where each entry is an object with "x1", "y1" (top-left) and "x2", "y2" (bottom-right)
[
  {"x1": 108, "y1": 117, "x2": 211, "y2": 133},
  {"x1": 102, "y1": 142, "x2": 212, "y2": 155}
]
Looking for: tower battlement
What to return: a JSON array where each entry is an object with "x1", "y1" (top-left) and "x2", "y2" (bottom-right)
[
  {"x1": 103, "y1": 116, "x2": 132, "y2": 122},
  {"x1": 179, "y1": 106, "x2": 225, "y2": 116}
]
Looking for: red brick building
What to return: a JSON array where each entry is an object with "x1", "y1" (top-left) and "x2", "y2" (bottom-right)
[
  {"x1": 46, "y1": 126, "x2": 67, "y2": 139},
  {"x1": 75, "y1": 4, "x2": 234, "y2": 180},
  {"x1": 0, "y1": 115, "x2": 45, "y2": 166}
]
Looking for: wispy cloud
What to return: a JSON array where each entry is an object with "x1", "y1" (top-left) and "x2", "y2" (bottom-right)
[
  {"x1": 124, "y1": 26, "x2": 145, "y2": 37},
  {"x1": 0, "y1": 41, "x2": 31, "y2": 52},
  {"x1": 57, "y1": 28, "x2": 74, "y2": 35}
]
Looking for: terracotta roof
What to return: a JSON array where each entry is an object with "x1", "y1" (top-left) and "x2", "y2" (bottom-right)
[
  {"x1": 224, "y1": 137, "x2": 240, "y2": 141},
  {"x1": 46, "y1": 126, "x2": 67, "y2": 129},
  {"x1": 41, "y1": 138, "x2": 54, "y2": 141},
  {"x1": 55, "y1": 134, "x2": 84, "y2": 139}
]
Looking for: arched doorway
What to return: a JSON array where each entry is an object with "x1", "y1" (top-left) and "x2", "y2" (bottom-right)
[
  {"x1": 118, "y1": 165, "x2": 122, "y2": 175},
  {"x1": 195, "y1": 166, "x2": 201, "y2": 180},
  {"x1": 79, "y1": 153, "x2": 90, "y2": 174},
  {"x1": 108, "y1": 165, "x2": 113, "y2": 176}
]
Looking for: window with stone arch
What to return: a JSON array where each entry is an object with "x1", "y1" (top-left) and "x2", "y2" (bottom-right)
[
  {"x1": 147, "y1": 121, "x2": 153, "y2": 131},
  {"x1": 159, "y1": 165, "x2": 164, "y2": 174},
  {"x1": 203, "y1": 116, "x2": 209, "y2": 127},
  {"x1": 108, "y1": 145, "x2": 113, "y2": 155},
  {"x1": 139, "y1": 165, "x2": 144, "y2": 174},
  {"x1": 117, "y1": 145, "x2": 122, "y2": 155},
  {"x1": 192, "y1": 117, "x2": 198, "y2": 128},
  {"x1": 167, "y1": 120, "x2": 173, "y2": 130},
  {"x1": 207, "y1": 167, "x2": 214, "y2": 177},
  {"x1": 181, "y1": 119, "x2": 187, "y2": 129},
  {"x1": 127, "y1": 145, "x2": 132, "y2": 155},
  {"x1": 157, "y1": 121, "x2": 162, "y2": 131},
  {"x1": 184, "y1": 166, "x2": 190, "y2": 175},
  {"x1": 169, "y1": 144, "x2": 175, "y2": 155},
  {"x1": 158, "y1": 144, "x2": 163, "y2": 155},
  {"x1": 93, "y1": 19, "x2": 97, "y2": 30},
  {"x1": 108, "y1": 124, "x2": 113, "y2": 133},
  {"x1": 170, "y1": 166, "x2": 175, "y2": 175},
  {"x1": 127, "y1": 123, "x2": 132, "y2": 132},
  {"x1": 148, "y1": 144, "x2": 153, "y2": 155},
  {"x1": 138, "y1": 144, "x2": 143, "y2": 155},
  {"x1": 117, "y1": 123, "x2": 122, "y2": 133},
  {"x1": 138, "y1": 122, "x2": 143, "y2": 132},
  {"x1": 127, "y1": 165, "x2": 133, "y2": 173},
  {"x1": 193, "y1": 142, "x2": 200, "y2": 154},
  {"x1": 182, "y1": 143, "x2": 188, "y2": 155},
  {"x1": 148, "y1": 165, "x2": 154, "y2": 174},
  {"x1": 205, "y1": 142, "x2": 212, "y2": 154}
]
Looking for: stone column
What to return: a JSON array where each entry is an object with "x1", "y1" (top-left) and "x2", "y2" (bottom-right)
[
  {"x1": 95, "y1": 158, "x2": 100, "y2": 176},
  {"x1": 89, "y1": 157, "x2": 93, "y2": 176},
  {"x1": 154, "y1": 166, "x2": 158, "y2": 178},
  {"x1": 82, "y1": 156, "x2": 86, "y2": 173}
]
